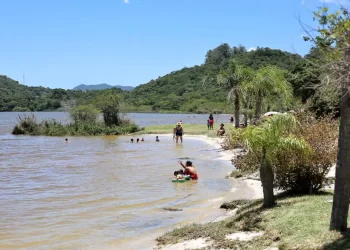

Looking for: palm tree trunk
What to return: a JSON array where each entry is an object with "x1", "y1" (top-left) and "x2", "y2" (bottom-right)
[
  {"x1": 244, "y1": 113, "x2": 248, "y2": 127},
  {"x1": 234, "y1": 89, "x2": 240, "y2": 128},
  {"x1": 255, "y1": 92, "x2": 263, "y2": 119},
  {"x1": 330, "y1": 47, "x2": 350, "y2": 231},
  {"x1": 260, "y1": 148, "x2": 275, "y2": 208}
]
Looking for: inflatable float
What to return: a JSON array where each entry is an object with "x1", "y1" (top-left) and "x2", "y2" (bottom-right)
[{"x1": 172, "y1": 176, "x2": 191, "y2": 182}]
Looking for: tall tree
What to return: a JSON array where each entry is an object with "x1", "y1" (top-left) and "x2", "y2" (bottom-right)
[
  {"x1": 216, "y1": 61, "x2": 253, "y2": 128},
  {"x1": 304, "y1": 6, "x2": 350, "y2": 231}
]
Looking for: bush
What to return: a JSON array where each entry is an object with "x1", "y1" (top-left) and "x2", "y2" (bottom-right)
[
  {"x1": 233, "y1": 113, "x2": 338, "y2": 194},
  {"x1": 273, "y1": 114, "x2": 338, "y2": 193},
  {"x1": 69, "y1": 105, "x2": 99, "y2": 124},
  {"x1": 12, "y1": 114, "x2": 41, "y2": 135},
  {"x1": 223, "y1": 128, "x2": 245, "y2": 149}
]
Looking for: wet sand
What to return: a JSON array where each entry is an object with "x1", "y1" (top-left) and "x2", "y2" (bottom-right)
[{"x1": 117, "y1": 134, "x2": 263, "y2": 250}]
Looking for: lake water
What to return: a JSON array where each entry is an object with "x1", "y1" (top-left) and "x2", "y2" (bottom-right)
[{"x1": 0, "y1": 112, "x2": 234, "y2": 250}]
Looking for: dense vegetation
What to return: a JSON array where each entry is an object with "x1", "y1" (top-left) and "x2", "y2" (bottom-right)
[{"x1": 0, "y1": 45, "x2": 305, "y2": 114}]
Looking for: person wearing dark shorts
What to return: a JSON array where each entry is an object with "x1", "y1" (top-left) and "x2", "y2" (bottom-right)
[{"x1": 175, "y1": 122, "x2": 183, "y2": 143}]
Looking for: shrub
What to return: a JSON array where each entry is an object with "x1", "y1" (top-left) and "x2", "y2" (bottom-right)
[
  {"x1": 69, "y1": 105, "x2": 99, "y2": 124},
  {"x1": 273, "y1": 114, "x2": 338, "y2": 193},
  {"x1": 233, "y1": 113, "x2": 338, "y2": 194},
  {"x1": 12, "y1": 114, "x2": 41, "y2": 135},
  {"x1": 223, "y1": 128, "x2": 245, "y2": 149}
]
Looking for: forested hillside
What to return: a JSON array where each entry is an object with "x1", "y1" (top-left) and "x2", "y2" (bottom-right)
[
  {"x1": 122, "y1": 45, "x2": 304, "y2": 113},
  {"x1": 0, "y1": 75, "x2": 123, "y2": 111},
  {"x1": 0, "y1": 44, "x2": 305, "y2": 113}
]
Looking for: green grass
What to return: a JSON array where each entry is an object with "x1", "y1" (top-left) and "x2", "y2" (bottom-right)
[
  {"x1": 156, "y1": 192, "x2": 350, "y2": 250},
  {"x1": 134, "y1": 123, "x2": 232, "y2": 137}
]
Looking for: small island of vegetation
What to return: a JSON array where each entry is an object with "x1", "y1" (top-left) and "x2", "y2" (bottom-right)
[{"x1": 12, "y1": 89, "x2": 141, "y2": 136}]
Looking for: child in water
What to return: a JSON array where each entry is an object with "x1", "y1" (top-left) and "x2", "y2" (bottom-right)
[
  {"x1": 173, "y1": 169, "x2": 185, "y2": 179},
  {"x1": 137, "y1": 138, "x2": 140, "y2": 143},
  {"x1": 156, "y1": 136, "x2": 160, "y2": 142},
  {"x1": 141, "y1": 138, "x2": 144, "y2": 142},
  {"x1": 131, "y1": 138, "x2": 134, "y2": 143}
]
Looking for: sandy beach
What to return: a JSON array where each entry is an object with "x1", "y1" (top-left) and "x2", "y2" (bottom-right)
[{"x1": 116, "y1": 134, "x2": 263, "y2": 250}]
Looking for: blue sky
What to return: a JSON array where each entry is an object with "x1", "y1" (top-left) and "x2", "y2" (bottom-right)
[{"x1": 0, "y1": 0, "x2": 342, "y2": 89}]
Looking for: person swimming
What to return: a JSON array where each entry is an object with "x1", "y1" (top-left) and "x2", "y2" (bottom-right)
[{"x1": 156, "y1": 136, "x2": 160, "y2": 142}]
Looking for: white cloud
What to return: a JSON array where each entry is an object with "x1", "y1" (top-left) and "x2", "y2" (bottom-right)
[
  {"x1": 247, "y1": 47, "x2": 257, "y2": 52},
  {"x1": 124, "y1": 0, "x2": 129, "y2": 3}
]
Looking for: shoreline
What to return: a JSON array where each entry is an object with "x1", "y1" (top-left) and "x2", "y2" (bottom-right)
[{"x1": 117, "y1": 134, "x2": 263, "y2": 250}]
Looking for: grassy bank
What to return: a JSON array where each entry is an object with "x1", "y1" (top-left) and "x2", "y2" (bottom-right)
[
  {"x1": 157, "y1": 192, "x2": 350, "y2": 250},
  {"x1": 134, "y1": 123, "x2": 232, "y2": 137}
]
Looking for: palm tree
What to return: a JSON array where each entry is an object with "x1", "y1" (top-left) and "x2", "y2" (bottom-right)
[
  {"x1": 216, "y1": 61, "x2": 253, "y2": 128},
  {"x1": 242, "y1": 114, "x2": 310, "y2": 207},
  {"x1": 248, "y1": 66, "x2": 292, "y2": 119}
]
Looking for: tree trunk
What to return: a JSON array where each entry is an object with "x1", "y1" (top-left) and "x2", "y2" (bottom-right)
[
  {"x1": 260, "y1": 149, "x2": 275, "y2": 208},
  {"x1": 244, "y1": 113, "x2": 248, "y2": 127},
  {"x1": 255, "y1": 92, "x2": 263, "y2": 119},
  {"x1": 330, "y1": 47, "x2": 350, "y2": 231},
  {"x1": 234, "y1": 89, "x2": 240, "y2": 128}
]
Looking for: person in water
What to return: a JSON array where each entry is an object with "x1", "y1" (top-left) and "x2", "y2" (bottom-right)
[
  {"x1": 175, "y1": 122, "x2": 183, "y2": 143},
  {"x1": 208, "y1": 114, "x2": 214, "y2": 130},
  {"x1": 156, "y1": 136, "x2": 160, "y2": 142},
  {"x1": 217, "y1": 123, "x2": 225, "y2": 136},
  {"x1": 230, "y1": 116, "x2": 234, "y2": 123},
  {"x1": 174, "y1": 169, "x2": 185, "y2": 179},
  {"x1": 179, "y1": 160, "x2": 198, "y2": 180},
  {"x1": 137, "y1": 138, "x2": 140, "y2": 143},
  {"x1": 131, "y1": 138, "x2": 134, "y2": 143},
  {"x1": 141, "y1": 138, "x2": 144, "y2": 142}
]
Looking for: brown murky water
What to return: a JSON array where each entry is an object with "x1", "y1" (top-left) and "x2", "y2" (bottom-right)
[{"x1": 0, "y1": 112, "x2": 234, "y2": 249}]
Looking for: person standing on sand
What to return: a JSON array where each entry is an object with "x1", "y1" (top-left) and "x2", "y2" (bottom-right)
[
  {"x1": 178, "y1": 160, "x2": 198, "y2": 180},
  {"x1": 209, "y1": 114, "x2": 214, "y2": 130},
  {"x1": 175, "y1": 122, "x2": 184, "y2": 143}
]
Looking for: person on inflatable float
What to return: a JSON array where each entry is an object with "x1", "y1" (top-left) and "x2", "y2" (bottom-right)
[{"x1": 178, "y1": 160, "x2": 198, "y2": 180}]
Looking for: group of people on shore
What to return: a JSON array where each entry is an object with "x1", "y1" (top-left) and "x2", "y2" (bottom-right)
[{"x1": 206, "y1": 114, "x2": 226, "y2": 136}]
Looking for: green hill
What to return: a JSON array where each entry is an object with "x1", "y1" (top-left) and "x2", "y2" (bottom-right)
[
  {"x1": 122, "y1": 45, "x2": 304, "y2": 113},
  {"x1": 0, "y1": 44, "x2": 304, "y2": 113}
]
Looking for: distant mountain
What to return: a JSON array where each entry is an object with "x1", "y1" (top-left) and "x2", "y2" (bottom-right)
[{"x1": 73, "y1": 84, "x2": 134, "y2": 91}]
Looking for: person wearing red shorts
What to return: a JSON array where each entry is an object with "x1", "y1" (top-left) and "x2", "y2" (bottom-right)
[
  {"x1": 208, "y1": 114, "x2": 214, "y2": 130},
  {"x1": 178, "y1": 160, "x2": 198, "y2": 180}
]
